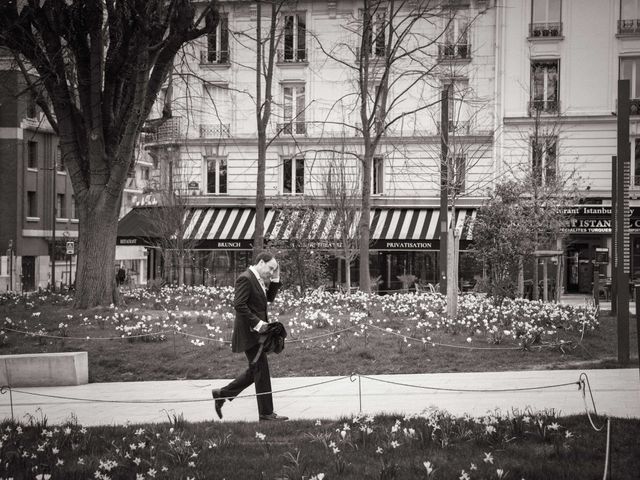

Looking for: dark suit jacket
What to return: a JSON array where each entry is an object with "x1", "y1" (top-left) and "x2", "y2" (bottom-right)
[{"x1": 231, "y1": 269, "x2": 281, "y2": 353}]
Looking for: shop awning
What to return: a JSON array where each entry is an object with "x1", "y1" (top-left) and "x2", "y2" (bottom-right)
[{"x1": 117, "y1": 206, "x2": 476, "y2": 250}]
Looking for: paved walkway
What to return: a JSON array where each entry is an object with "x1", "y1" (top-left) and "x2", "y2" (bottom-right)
[{"x1": 1, "y1": 369, "x2": 638, "y2": 426}]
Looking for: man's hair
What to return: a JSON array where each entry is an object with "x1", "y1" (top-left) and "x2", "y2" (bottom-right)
[{"x1": 254, "y1": 251, "x2": 275, "y2": 264}]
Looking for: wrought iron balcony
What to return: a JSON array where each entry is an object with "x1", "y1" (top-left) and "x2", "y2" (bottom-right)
[
  {"x1": 618, "y1": 19, "x2": 640, "y2": 35},
  {"x1": 200, "y1": 49, "x2": 230, "y2": 65},
  {"x1": 529, "y1": 22, "x2": 563, "y2": 38},
  {"x1": 277, "y1": 121, "x2": 307, "y2": 135},
  {"x1": 438, "y1": 43, "x2": 471, "y2": 60},
  {"x1": 142, "y1": 117, "x2": 183, "y2": 144},
  {"x1": 199, "y1": 123, "x2": 231, "y2": 138},
  {"x1": 528, "y1": 99, "x2": 559, "y2": 115},
  {"x1": 277, "y1": 48, "x2": 308, "y2": 63},
  {"x1": 630, "y1": 99, "x2": 640, "y2": 115}
]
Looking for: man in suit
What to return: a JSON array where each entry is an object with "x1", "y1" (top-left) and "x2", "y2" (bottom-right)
[{"x1": 211, "y1": 252, "x2": 288, "y2": 421}]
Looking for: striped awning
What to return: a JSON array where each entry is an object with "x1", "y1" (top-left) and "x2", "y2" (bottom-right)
[{"x1": 117, "y1": 207, "x2": 476, "y2": 250}]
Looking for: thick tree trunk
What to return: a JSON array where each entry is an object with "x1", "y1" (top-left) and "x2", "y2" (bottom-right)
[
  {"x1": 74, "y1": 195, "x2": 120, "y2": 309},
  {"x1": 446, "y1": 227, "x2": 458, "y2": 319},
  {"x1": 359, "y1": 153, "x2": 372, "y2": 293}
]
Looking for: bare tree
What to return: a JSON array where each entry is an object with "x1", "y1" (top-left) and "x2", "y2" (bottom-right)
[
  {"x1": 0, "y1": 0, "x2": 220, "y2": 307},
  {"x1": 311, "y1": 0, "x2": 492, "y2": 293},
  {"x1": 506, "y1": 101, "x2": 582, "y2": 301},
  {"x1": 323, "y1": 149, "x2": 362, "y2": 294}
]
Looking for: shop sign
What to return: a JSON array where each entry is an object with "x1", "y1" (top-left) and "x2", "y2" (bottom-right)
[
  {"x1": 118, "y1": 238, "x2": 139, "y2": 245},
  {"x1": 561, "y1": 206, "x2": 640, "y2": 234}
]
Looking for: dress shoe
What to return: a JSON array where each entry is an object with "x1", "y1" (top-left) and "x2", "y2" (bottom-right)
[
  {"x1": 259, "y1": 412, "x2": 289, "y2": 421},
  {"x1": 211, "y1": 389, "x2": 225, "y2": 419}
]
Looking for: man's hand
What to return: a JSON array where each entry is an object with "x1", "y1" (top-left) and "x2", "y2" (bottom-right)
[{"x1": 271, "y1": 263, "x2": 280, "y2": 283}]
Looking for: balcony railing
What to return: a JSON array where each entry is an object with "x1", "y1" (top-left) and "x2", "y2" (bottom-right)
[
  {"x1": 437, "y1": 120, "x2": 471, "y2": 135},
  {"x1": 618, "y1": 19, "x2": 640, "y2": 35},
  {"x1": 199, "y1": 123, "x2": 231, "y2": 138},
  {"x1": 277, "y1": 48, "x2": 308, "y2": 63},
  {"x1": 143, "y1": 117, "x2": 182, "y2": 143},
  {"x1": 200, "y1": 49, "x2": 230, "y2": 65},
  {"x1": 529, "y1": 22, "x2": 563, "y2": 38},
  {"x1": 528, "y1": 99, "x2": 559, "y2": 115},
  {"x1": 438, "y1": 43, "x2": 471, "y2": 60},
  {"x1": 630, "y1": 99, "x2": 640, "y2": 115},
  {"x1": 277, "y1": 121, "x2": 307, "y2": 135}
]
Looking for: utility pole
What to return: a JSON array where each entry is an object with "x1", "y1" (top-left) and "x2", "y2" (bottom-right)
[
  {"x1": 51, "y1": 162, "x2": 57, "y2": 291},
  {"x1": 439, "y1": 85, "x2": 450, "y2": 294}
]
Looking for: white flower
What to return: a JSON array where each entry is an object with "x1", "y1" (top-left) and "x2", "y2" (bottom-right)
[
  {"x1": 133, "y1": 457, "x2": 141, "y2": 466},
  {"x1": 423, "y1": 461, "x2": 434, "y2": 474},
  {"x1": 390, "y1": 440, "x2": 400, "y2": 449},
  {"x1": 376, "y1": 446, "x2": 384, "y2": 454},
  {"x1": 315, "y1": 420, "x2": 322, "y2": 426},
  {"x1": 485, "y1": 425, "x2": 496, "y2": 434},
  {"x1": 136, "y1": 474, "x2": 145, "y2": 480},
  {"x1": 565, "y1": 430, "x2": 573, "y2": 438},
  {"x1": 255, "y1": 432, "x2": 266, "y2": 441},
  {"x1": 56, "y1": 458, "x2": 64, "y2": 466},
  {"x1": 496, "y1": 468, "x2": 505, "y2": 478},
  {"x1": 459, "y1": 470, "x2": 470, "y2": 480},
  {"x1": 483, "y1": 452, "x2": 494, "y2": 464},
  {"x1": 188, "y1": 461, "x2": 195, "y2": 467},
  {"x1": 147, "y1": 468, "x2": 156, "y2": 477}
]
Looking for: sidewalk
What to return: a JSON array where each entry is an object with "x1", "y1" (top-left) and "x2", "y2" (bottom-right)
[{"x1": 1, "y1": 369, "x2": 638, "y2": 426}]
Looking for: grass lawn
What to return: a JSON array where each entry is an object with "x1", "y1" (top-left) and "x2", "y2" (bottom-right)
[
  {"x1": 0, "y1": 288, "x2": 637, "y2": 382},
  {"x1": 1, "y1": 289, "x2": 638, "y2": 479},
  {"x1": 1, "y1": 412, "x2": 638, "y2": 479}
]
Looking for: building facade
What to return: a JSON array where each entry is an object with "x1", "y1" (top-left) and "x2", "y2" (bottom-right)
[
  {"x1": 118, "y1": 0, "x2": 498, "y2": 291},
  {"x1": 498, "y1": 0, "x2": 640, "y2": 294},
  {"x1": 0, "y1": 69, "x2": 78, "y2": 292}
]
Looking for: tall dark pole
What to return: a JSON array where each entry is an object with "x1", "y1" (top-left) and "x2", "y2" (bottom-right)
[
  {"x1": 51, "y1": 164, "x2": 57, "y2": 291},
  {"x1": 439, "y1": 85, "x2": 450, "y2": 294},
  {"x1": 616, "y1": 79, "x2": 630, "y2": 365}
]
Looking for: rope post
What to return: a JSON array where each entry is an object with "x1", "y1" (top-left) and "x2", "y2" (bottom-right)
[
  {"x1": 364, "y1": 326, "x2": 368, "y2": 349},
  {"x1": 1, "y1": 386, "x2": 14, "y2": 422},
  {"x1": 172, "y1": 329, "x2": 177, "y2": 359},
  {"x1": 358, "y1": 375, "x2": 362, "y2": 413}
]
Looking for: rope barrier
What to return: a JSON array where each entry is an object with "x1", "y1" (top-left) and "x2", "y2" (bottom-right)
[
  {"x1": 3, "y1": 327, "x2": 173, "y2": 341},
  {"x1": 1, "y1": 376, "x2": 351, "y2": 405},
  {"x1": 358, "y1": 373, "x2": 581, "y2": 393},
  {"x1": 365, "y1": 324, "x2": 570, "y2": 351},
  {"x1": 4, "y1": 317, "x2": 584, "y2": 351},
  {"x1": 577, "y1": 373, "x2": 611, "y2": 480}
]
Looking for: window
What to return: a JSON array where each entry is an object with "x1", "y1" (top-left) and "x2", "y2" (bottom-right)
[
  {"x1": 282, "y1": 84, "x2": 306, "y2": 135},
  {"x1": 373, "y1": 156, "x2": 384, "y2": 195},
  {"x1": 531, "y1": 136, "x2": 557, "y2": 186},
  {"x1": 71, "y1": 194, "x2": 77, "y2": 219},
  {"x1": 440, "y1": 81, "x2": 471, "y2": 134},
  {"x1": 27, "y1": 191, "x2": 37, "y2": 217},
  {"x1": 530, "y1": 0, "x2": 562, "y2": 37},
  {"x1": 620, "y1": 57, "x2": 640, "y2": 102},
  {"x1": 632, "y1": 139, "x2": 640, "y2": 187},
  {"x1": 620, "y1": 0, "x2": 640, "y2": 34},
  {"x1": 56, "y1": 145, "x2": 65, "y2": 172},
  {"x1": 26, "y1": 92, "x2": 38, "y2": 119},
  {"x1": 530, "y1": 60, "x2": 559, "y2": 114},
  {"x1": 280, "y1": 13, "x2": 306, "y2": 62},
  {"x1": 56, "y1": 193, "x2": 66, "y2": 218},
  {"x1": 440, "y1": 16, "x2": 470, "y2": 59},
  {"x1": 282, "y1": 157, "x2": 304, "y2": 194},
  {"x1": 206, "y1": 158, "x2": 227, "y2": 194},
  {"x1": 449, "y1": 154, "x2": 466, "y2": 194},
  {"x1": 27, "y1": 141, "x2": 37, "y2": 169},
  {"x1": 141, "y1": 167, "x2": 150, "y2": 181},
  {"x1": 203, "y1": 14, "x2": 229, "y2": 64},
  {"x1": 359, "y1": 8, "x2": 386, "y2": 58},
  {"x1": 201, "y1": 83, "x2": 232, "y2": 136}
]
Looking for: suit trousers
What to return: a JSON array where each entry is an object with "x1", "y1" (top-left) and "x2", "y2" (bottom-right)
[{"x1": 220, "y1": 343, "x2": 273, "y2": 416}]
